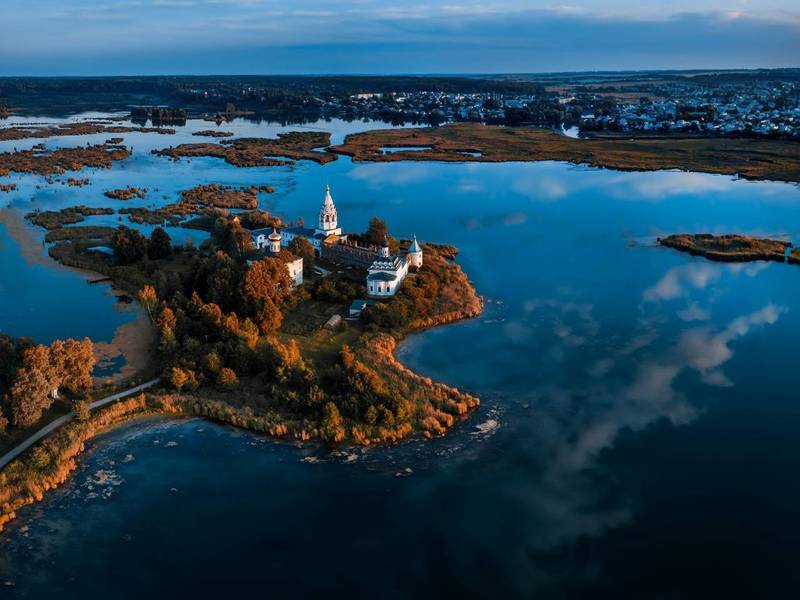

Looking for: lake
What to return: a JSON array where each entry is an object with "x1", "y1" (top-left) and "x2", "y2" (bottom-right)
[{"x1": 2, "y1": 115, "x2": 800, "y2": 597}]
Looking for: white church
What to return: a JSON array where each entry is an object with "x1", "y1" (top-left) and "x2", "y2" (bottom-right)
[
  {"x1": 250, "y1": 185, "x2": 422, "y2": 298},
  {"x1": 249, "y1": 227, "x2": 305, "y2": 287},
  {"x1": 366, "y1": 235, "x2": 422, "y2": 297}
]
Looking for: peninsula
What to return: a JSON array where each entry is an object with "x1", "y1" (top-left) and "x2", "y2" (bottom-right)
[{"x1": 0, "y1": 185, "x2": 482, "y2": 532}]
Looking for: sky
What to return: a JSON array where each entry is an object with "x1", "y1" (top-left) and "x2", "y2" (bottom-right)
[{"x1": 1, "y1": 0, "x2": 798, "y2": 75}]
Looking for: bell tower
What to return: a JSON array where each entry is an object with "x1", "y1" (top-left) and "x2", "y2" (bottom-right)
[{"x1": 317, "y1": 184, "x2": 341, "y2": 236}]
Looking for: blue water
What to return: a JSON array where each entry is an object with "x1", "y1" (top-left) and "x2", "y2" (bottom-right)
[{"x1": 2, "y1": 115, "x2": 800, "y2": 597}]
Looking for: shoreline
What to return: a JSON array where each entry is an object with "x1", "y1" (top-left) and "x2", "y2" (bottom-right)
[
  {"x1": 0, "y1": 207, "x2": 156, "y2": 384},
  {"x1": 328, "y1": 123, "x2": 800, "y2": 184},
  {"x1": 0, "y1": 240, "x2": 485, "y2": 533},
  {"x1": 0, "y1": 296, "x2": 483, "y2": 533}
]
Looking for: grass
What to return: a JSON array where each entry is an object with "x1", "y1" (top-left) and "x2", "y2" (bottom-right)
[{"x1": 329, "y1": 123, "x2": 800, "y2": 183}]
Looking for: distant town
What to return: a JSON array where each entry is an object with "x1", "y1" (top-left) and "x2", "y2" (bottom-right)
[{"x1": 2, "y1": 71, "x2": 799, "y2": 139}]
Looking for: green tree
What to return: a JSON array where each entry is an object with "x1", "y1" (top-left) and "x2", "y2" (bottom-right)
[
  {"x1": 112, "y1": 226, "x2": 148, "y2": 265},
  {"x1": 216, "y1": 219, "x2": 253, "y2": 260},
  {"x1": 366, "y1": 217, "x2": 388, "y2": 245},
  {"x1": 289, "y1": 236, "x2": 315, "y2": 275},
  {"x1": 148, "y1": 227, "x2": 172, "y2": 260},
  {"x1": 320, "y1": 402, "x2": 345, "y2": 443}
]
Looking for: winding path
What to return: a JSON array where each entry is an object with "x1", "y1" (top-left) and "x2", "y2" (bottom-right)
[{"x1": 0, "y1": 378, "x2": 160, "y2": 470}]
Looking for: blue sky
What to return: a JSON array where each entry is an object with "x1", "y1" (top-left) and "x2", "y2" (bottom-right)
[{"x1": 1, "y1": 1, "x2": 798, "y2": 75}]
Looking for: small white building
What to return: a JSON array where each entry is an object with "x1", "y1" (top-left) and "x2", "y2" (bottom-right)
[
  {"x1": 254, "y1": 227, "x2": 304, "y2": 287},
  {"x1": 407, "y1": 234, "x2": 423, "y2": 269},
  {"x1": 367, "y1": 237, "x2": 412, "y2": 297}
]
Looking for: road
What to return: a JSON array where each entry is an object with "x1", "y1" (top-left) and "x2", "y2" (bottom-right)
[{"x1": 0, "y1": 378, "x2": 160, "y2": 470}]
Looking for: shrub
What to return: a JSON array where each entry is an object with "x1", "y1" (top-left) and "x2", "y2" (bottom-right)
[
  {"x1": 74, "y1": 399, "x2": 90, "y2": 422},
  {"x1": 320, "y1": 402, "x2": 345, "y2": 443}
]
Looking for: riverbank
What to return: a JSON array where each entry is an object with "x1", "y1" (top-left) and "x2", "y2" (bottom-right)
[{"x1": 328, "y1": 123, "x2": 800, "y2": 183}]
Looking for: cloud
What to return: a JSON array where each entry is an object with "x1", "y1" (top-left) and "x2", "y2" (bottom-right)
[
  {"x1": 677, "y1": 302, "x2": 711, "y2": 322},
  {"x1": 609, "y1": 171, "x2": 736, "y2": 201},
  {"x1": 2, "y1": 2, "x2": 797, "y2": 74},
  {"x1": 644, "y1": 263, "x2": 721, "y2": 302},
  {"x1": 676, "y1": 303, "x2": 786, "y2": 386},
  {"x1": 513, "y1": 176, "x2": 568, "y2": 202}
]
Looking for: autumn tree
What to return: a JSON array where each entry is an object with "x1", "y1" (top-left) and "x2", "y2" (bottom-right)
[
  {"x1": 10, "y1": 345, "x2": 56, "y2": 427},
  {"x1": 156, "y1": 305, "x2": 177, "y2": 351},
  {"x1": 217, "y1": 367, "x2": 239, "y2": 389},
  {"x1": 168, "y1": 367, "x2": 189, "y2": 391},
  {"x1": 148, "y1": 226, "x2": 172, "y2": 260},
  {"x1": 74, "y1": 399, "x2": 90, "y2": 422},
  {"x1": 58, "y1": 338, "x2": 95, "y2": 396},
  {"x1": 241, "y1": 257, "x2": 291, "y2": 333},
  {"x1": 138, "y1": 285, "x2": 159, "y2": 323}
]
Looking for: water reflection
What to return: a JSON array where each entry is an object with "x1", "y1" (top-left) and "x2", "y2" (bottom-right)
[{"x1": 3, "y1": 115, "x2": 800, "y2": 594}]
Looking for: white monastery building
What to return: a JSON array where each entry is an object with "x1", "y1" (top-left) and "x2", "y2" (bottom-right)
[
  {"x1": 366, "y1": 235, "x2": 422, "y2": 297},
  {"x1": 250, "y1": 184, "x2": 423, "y2": 297},
  {"x1": 249, "y1": 227, "x2": 304, "y2": 287}
]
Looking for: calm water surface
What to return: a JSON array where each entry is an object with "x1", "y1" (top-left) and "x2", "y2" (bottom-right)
[{"x1": 2, "y1": 115, "x2": 800, "y2": 597}]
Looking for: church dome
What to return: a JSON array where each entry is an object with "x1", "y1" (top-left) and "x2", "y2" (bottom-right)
[{"x1": 268, "y1": 228, "x2": 282, "y2": 241}]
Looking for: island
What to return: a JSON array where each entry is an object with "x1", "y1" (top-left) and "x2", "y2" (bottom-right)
[
  {"x1": 328, "y1": 123, "x2": 800, "y2": 183},
  {"x1": 192, "y1": 130, "x2": 234, "y2": 138},
  {"x1": 0, "y1": 121, "x2": 175, "y2": 142},
  {"x1": 0, "y1": 185, "x2": 482, "y2": 532},
  {"x1": 104, "y1": 186, "x2": 147, "y2": 201},
  {"x1": 153, "y1": 131, "x2": 336, "y2": 166},
  {"x1": 658, "y1": 233, "x2": 798, "y2": 263},
  {"x1": 0, "y1": 142, "x2": 131, "y2": 177}
]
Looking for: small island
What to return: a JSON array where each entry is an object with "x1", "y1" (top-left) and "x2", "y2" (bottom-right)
[
  {"x1": 659, "y1": 233, "x2": 797, "y2": 263},
  {"x1": 192, "y1": 130, "x2": 234, "y2": 138},
  {"x1": 153, "y1": 131, "x2": 336, "y2": 167},
  {"x1": 0, "y1": 185, "x2": 482, "y2": 532},
  {"x1": 104, "y1": 186, "x2": 147, "y2": 201},
  {"x1": 0, "y1": 121, "x2": 175, "y2": 142},
  {"x1": 0, "y1": 142, "x2": 131, "y2": 177}
]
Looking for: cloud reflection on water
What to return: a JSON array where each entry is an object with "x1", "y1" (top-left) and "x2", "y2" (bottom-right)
[{"x1": 482, "y1": 265, "x2": 785, "y2": 554}]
